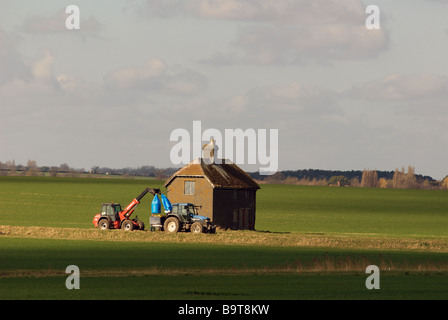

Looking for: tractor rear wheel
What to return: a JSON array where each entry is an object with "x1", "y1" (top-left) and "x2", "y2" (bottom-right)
[
  {"x1": 164, "y1": 217, "x2": 180, "y2": 233},
  {"x1": 122, "y1": 220, "x2": 134, "y2": 231},
  {"x1": 191, "y1": 222, "x2": 203, "y2": 234}
]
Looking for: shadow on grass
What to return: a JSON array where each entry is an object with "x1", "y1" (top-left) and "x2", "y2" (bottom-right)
[{"x1": 255, "y1": 229, "x2": 291, "y2": 234}]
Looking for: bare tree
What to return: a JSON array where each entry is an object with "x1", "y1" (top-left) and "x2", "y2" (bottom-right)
[
  {"x1": 393, "y1": 166, "x2": 418, "y2": 189},
  {"x1": 443, "y1": 176, "x2": 448, "y2": 190},
  {"x1": 361, "y1": 169, "x2": 379, "y2": 188},
  {"x1": 26, "y1": 160, "x2": 38, "y2": 176},
  {"x1": 49, "y1": 166, "x2": 59, "y2": 177}
]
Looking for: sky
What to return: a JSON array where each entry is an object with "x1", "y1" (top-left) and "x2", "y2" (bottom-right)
[{"x1": 1, "y1": 0, "x2": 448, "y2": 179}]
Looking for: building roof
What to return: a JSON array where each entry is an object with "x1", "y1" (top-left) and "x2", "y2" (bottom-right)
[{"x1": 164, "y1": 158, "x2": 260, "y2": 190}]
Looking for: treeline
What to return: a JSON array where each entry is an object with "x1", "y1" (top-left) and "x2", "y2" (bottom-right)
[
  {"x1": 90, "y1": 165, "x2": 178, "y2": 179},
  {"x1": 2, "y1": 159, "x2": 447, "y2": 190},
  {"x1": 0, "y1": 160, "x2": 178, "y2": 180},
  {"x1": 250, "y1": 166, "x2": 448, "y2": 190}
]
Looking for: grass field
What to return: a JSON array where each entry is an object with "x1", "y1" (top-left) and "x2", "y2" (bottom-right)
[
  {"x1": 257, "y1": 184, "x2": 448, "y2": 237},
  {"x1": 1, "y1": 176, "x2": 447, "y2": 237},
  {"x1": 0, "y1": 176, "x2": 447, "y2": 300},
  {"x1": 1, "y1": 237, "x2": 447, "y2": 300}
]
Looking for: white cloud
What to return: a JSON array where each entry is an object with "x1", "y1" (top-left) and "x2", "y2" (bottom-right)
[
  {"x1": 161, "y1": 71, "x2": 207, "y2": 96},
  {"x1": 130, "y1": 0, "x2": 388, "y2": 64},
  {"x1": 0, "y1": 33, "x2": 55, "y2": 96},
  {"x1": 104, "y1": 58, "x2": 207, "y2": 96},
  {"x1": 56, "y1": 74, "x2": 81, "y2": 93},
  {"x1": 184, "y1": 82, "x2": 341, "y2": 123},
  {"x1": 348, "y1": 74, "x2": 448, "y2": 101},
  {"x1": 135, "y1": 0, "x2": 365, "y2": 24},
  {"x1": 104, "y1": 58, "x2": 167, "y2": 89},
  {"x1": 246, "y1": 82, "x2": 341, "y2": 115},
  {"x1": 32, "y1": 50, "x2": 54, "y2": 80},
  {"x1": 231, "y1": 24, "x2": 388, "y2": 64},
  {"x1": 0, "y1": 28, "x2": 31, "y2": 85},
  {"x1": 197, "y1": 0, "x2": 369, "y2": 26},
  {"x1": 0, "y1": 47, "x2": 88, "y2": 99}
]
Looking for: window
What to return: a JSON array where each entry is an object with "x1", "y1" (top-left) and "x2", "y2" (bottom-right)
[
  {"x1": 113, "y1": 205, "x2": 122, "y2": 216},
  {"x1": 106, "y1": 205, "x2": 113, "y2": 216},
  {"x1": 184, "y1": 181, "x2": 195, "y2": 195}
]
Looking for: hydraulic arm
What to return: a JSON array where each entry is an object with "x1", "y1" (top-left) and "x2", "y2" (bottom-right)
[{"x1": 120, "y1": 187, "x2": 161, "y2": 219}]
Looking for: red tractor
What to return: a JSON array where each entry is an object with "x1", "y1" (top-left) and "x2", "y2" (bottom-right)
[{"x1": 92, "y1": 187, "x2": 160, "y2": 231}]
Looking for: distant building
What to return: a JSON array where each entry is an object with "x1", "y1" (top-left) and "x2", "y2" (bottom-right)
[{"x1": 163, "y1": 157, "x2": 260, "y2": 230}]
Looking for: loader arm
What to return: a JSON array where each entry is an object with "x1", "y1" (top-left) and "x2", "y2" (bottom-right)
[{"x1": 120, "y1": 187, "x2": 161, "y2": 219}]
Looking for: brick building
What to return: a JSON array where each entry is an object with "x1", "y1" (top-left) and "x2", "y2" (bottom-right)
[{"x1": 163, "y1": 158, "x2": 260, "y2": 230}]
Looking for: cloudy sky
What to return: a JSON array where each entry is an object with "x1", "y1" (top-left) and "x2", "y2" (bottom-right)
[{"x1": 1, "y1": 0, "x2": 447, "y2": 179}]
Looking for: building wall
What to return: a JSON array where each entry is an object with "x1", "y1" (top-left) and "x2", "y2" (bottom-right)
[
  {"x1": 165, "y1": 177, "x2": 214, "y2": 219},
  {"x1": 213, "y1": 189, "x2": 256, "y2": 230},
  {"x1": 166, "y1": 177, "x2": 257, "y2": 230}
]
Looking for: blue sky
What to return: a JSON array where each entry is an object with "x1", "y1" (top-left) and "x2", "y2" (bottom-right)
[{"x1": 1, "y1": 0, "x2": 448, "y2": 179}]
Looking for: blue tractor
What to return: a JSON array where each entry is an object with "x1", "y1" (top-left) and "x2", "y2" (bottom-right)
[{"x1": 150, "y1": 194, "x2": 216, "y2": 234}]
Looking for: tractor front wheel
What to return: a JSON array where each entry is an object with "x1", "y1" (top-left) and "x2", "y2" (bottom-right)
[
  {"x1": 164, "y1": 217, "x2": 180, "y2": 233},
  {"x1": 122, "y1": 220, "x2": 134, "y2": 231},
  {"x1": 191, "y1": 222, "x2": 203, "y2": 234}
]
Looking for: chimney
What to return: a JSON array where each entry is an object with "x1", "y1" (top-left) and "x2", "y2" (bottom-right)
[{"x1": 202, "y1": 138, "x2": 217, "y2": 164}]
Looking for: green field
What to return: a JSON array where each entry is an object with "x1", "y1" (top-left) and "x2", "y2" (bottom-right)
[
  {"x1": 2, "y1": 237, "x2": 448, "y2": 300},
  {"x1": 1, "y1": 176, "x2": 447, "y2": 237},
  {"x1": 0, "y1": 176, "x2": 447, "y2": 300},
  {"x1": 258, "y1": 184, "x2": 448, "y2": 237}
]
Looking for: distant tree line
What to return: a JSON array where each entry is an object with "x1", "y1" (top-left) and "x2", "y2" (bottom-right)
[
  {"x1": 1, "y1": 159, "x2": 446, "y2": 190},
  {"x1": 89, "y1": 165, "x2": 178, "y2": 179},
  {"x1": 250, "y1": 166, "x2": 447, "y2": 190},
  {"x1": 0, "y1": 160, "x2": 178, "y2": 180}
]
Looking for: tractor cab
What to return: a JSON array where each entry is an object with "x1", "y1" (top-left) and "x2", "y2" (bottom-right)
[
  {"x1": 101, "y1": 203, "x2": 122, "y2": 222},
  {"x1": 173, "y1": 203, "x2": 197, "y2": 220},
  {"x1": 172, "y1": 203, "x2": 211, "y2": 223}
]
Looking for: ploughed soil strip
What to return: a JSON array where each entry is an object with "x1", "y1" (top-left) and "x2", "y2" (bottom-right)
[{"x1": 1, "y1": 225, "x2": 447, "y2": 252}]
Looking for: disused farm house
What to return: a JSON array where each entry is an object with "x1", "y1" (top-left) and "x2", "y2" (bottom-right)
[{"x1": 163, "y1": 158, "x2": 260, "y2": 230}]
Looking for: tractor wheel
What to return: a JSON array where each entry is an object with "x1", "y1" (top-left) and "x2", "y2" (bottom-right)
[
  {"x1": 134, "y1": 219, "x2": 145, "y2": 231},
  {"x1": 164, "y1": 217, "x2": 180, "y2": 233},
  {"x1": 191, "y1": 222, "x2": 203, "y2": 234},
  {"x1": 122, "y1": 220, "x2": 134, "y2": 231},
  {"x1": 98, "y1": 219, "x2": 110, "y2": 230},
  {"x1": 137, "y1": 220, "x2": 145, "y2": 231}
]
